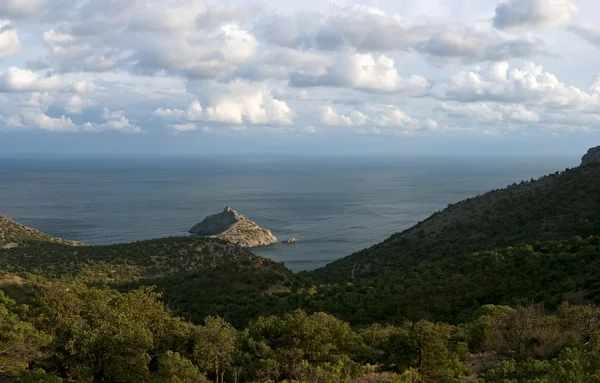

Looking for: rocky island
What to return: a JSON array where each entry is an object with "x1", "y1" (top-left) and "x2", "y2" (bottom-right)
[{"x1": 188, "y1": 207, "x2": 277, "y2": 248}]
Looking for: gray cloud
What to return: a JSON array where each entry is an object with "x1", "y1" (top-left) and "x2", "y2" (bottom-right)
[
  {"x1": 568, "y1": 24, "x2": 600, "y2": 48},
  {"x1": 417, "y1": 26, "x2": 554, "y2": 65},
  {"x1": 493, "y1": 0, "x2": 577, "y2": 30},
  {"x1": 255, "y1": 5, "x2": 432, "y2": 52}
]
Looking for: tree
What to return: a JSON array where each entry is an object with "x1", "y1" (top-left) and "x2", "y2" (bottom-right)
[
  {"x1": 0, "y1": 291, "x2": 51, "y2": 377},
  {"x1": 192, "y1": 316, "x2": 237, "y2": 383}
]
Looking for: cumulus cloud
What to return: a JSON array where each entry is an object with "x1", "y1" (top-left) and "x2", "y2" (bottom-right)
[
  {"x1": 321, "y1": 106, "x2": 368, "y2": 126},
  {"x1": 320, "y1": 105, "x2": 439, "y2": 131},
  {"x1": 0, "y1": 67, "x2": 62, "y2": 92},
  {"x1": 64, "y1": 95, "x2": 94, "y2": 114},
  {"x1": 82, "y1": 108, "x2": 143, "y2": 133},
  {"x1": 437, "y1": 102, "x2": 540, "y2": 122},
  {"x1": 0, "y1": 20, "x2": 21, "y2": 59},
  {"x1": 291, "y1": 52, "x2": 430, "y2": 93},
  {"x1": 493, "y1": 0, "x2": 577, "y2": 29},
  {"x1": 430, "y1": 61, "x2": 600, "y2": 111},
  {"x1": 568, "y1": 24, "x2": 600, "y2": 48},
  {"x1": 203, "y1": 82, "x2": 292, "y2": 125},
  {"x1": 155, "y1": 82, "x2": 293, "y2": 126},
  {"x1": 72, "y1": 80, "x2": 96, "y2": 94},
  {"x1": 154, "y1": 100, "x2": 203, "y2": 121}
]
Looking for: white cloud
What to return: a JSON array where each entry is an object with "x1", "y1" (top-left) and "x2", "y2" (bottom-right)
[
  {"x1": 321, "y1": 105, "x2": 439, "y2": 131},
  {"x1": 0, "y1": 67, "x2": 62, "y2": 92},
  {"x1": 0, "y1": 20, "x2": 21, "y2": 59},
  {"x1": 321, "y1": 106, "x2": 368, "y2": 126},
  {"x1": 154, "y1": 100, "x2": 203, "y2": 121},
  {"x1": 291, "y1": 52, "x2": 430, "y2": 93},
  {"x1": 203, "y1": 82, "x2": 293, "y2": 125},
  {"x1": 431, "y1": 61, "x2": 600, "y2": 111},
  {"x1": 72, "y1": 80, "x2": 97, "y2": 94},
  {"x1": 169, "y1": 123, "x2": 198, "y2": 133},
  {"x1": 438, "y1": 102, "x2": 540, "y2": 123},
  {"x1": 65, "y1": 95, "x2": 94, "y2": 114},
  {"x1": 493, "y1": 0, "x2": 578, "y2": 29},
  {"x1": 82, "y1": 108, "x2": 143, "y2": 133}
]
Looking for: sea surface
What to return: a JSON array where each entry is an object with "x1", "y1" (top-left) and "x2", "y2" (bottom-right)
[{"x1": 0, "y1": 155, "x2": 577, "y2": 271}]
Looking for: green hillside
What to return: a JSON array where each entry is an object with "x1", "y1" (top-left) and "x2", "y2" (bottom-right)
[
  {"x1": 309, "y1": 163, "x2": 600, "y2": 283},
  {"x1": 0, "y1": 215, "x2": 83, "y2": 248}
]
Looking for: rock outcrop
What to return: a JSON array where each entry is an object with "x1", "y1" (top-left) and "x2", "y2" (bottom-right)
[
  {"x1": 282, "y1": 237, "x2": 297, "y2": 244},
  {"x1": 188, "y1": 207, "x2": 277, "y2": 248},
  {"x1": 581, "y1": 146, "x2": 600, "y2": 166}
]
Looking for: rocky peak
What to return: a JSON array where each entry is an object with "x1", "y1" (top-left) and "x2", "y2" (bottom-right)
[
  {"x1": 188, "y1": 207, "x2": 277, "y2": 248},
  {"x1": 581, "y1": 146, "x2": 600, "y2": 166}
]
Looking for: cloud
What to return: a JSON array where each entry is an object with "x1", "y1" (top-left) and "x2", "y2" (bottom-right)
[
  {"x1": 0, "y1": 0, "x2": 41, "y2": 19},
  {"x1": 0, "y1": 67, "x2": 62, "y2": 92},
  {"x1": 72, "y1": 80, "x2": 97, "y2": 94},
  {"x1": 430, "y1": 61, "x2": 600, "y2": 111},
  {"x1": 437, "y1": 102, "x2": 540, "y2": 122},
  {"x1": 203, "y1": 82, "x2": 292, "y2": 125},
  {"x1": 0, "y1": 20, "x2": 21, "y2": 59},
  {"x1": 417, "y1": 25, "x2": 553, "y2": 65},
  {"x1": 321, "y1": 105, "x2": 440, "y2": 131},
  {"x1": 154, "y1": 100, "x2": 203, "y2": 121},
  {"x1": 568, "y1": 24, "x2": 600, "y2": 48},
  {"x1": 256, "y1": 5, "x2": 430, "y2": 51},
  {"x1": 155, "y1": 82, "x2": 293, "y2": 126},
  {"x1": 169, "y1": 123, "x2": 198, "y2": 133},
  {"x1": 493, "y1": 0, "x2": 577, "y2": 30},
  {"x1": 291, "y1": 52, "x2": 430, "y2": 93},
  {"x1": 64, "y1": 94, "x2": 94, "y2": 114},
  {"x1": 321, "y1": 106, "x2": 368, "y2": 126},
  {"x1": 82, "y1": 108, "x2": 143, "y2": 133}
]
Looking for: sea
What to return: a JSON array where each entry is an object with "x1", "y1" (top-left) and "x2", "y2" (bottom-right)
[{"x1": 0, "y1": 155, "x2": 577, "y2": 271}]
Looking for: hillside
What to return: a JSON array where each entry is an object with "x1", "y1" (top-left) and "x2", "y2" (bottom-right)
[
  {"x1": 0, "y1": 236, "x2": 267, "y2": 283},
  {"x1": 309, "y1": 163, "x2": 600, "y2": 283},
  {"x1": 0, "y1": 215, "x2": 84, "y2": 248}
]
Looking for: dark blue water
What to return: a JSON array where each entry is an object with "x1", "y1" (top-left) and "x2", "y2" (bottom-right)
[{"x1": 0, "y1": 156, "x2": 576, "y2": 271}]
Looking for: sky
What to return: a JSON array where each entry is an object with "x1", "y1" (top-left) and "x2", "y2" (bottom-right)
[{"x1": 0, "y1": 0, "x2": 599, "y2": 157}]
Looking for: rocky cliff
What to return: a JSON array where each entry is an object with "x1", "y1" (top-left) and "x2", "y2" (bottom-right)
[
  {"x1": 188, "y1": 207, "x2": 277, "y2": 248},
  {"x1": 581, "y1": 146, "x2": 600, "y2": 166}
]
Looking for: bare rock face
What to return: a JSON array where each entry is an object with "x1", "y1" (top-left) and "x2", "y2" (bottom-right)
[
  {"x1": 282, "y1": 237, "x2": 297, "y2": 244},
  {"x1": 188, "y1": 207, "x2": 277, "y2": 248},
  {"x1": 581, "y1": 146, "x2": 600, "y2": 166}
]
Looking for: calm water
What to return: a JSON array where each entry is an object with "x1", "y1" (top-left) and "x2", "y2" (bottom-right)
[{"x1": 0, "y1": 156, "x2": 576, "y2": 271}]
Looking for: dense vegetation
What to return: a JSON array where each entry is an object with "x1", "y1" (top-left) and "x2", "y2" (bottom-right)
[
  {"x1": 5, "y1": 274, "x2": 600, "y2": 382},
  {"x1": 3, "y1": 161, "x2": 600, "y2": 381},
  {"x1": 310, "y1": 163, "x2": 600, "y2": 283}
]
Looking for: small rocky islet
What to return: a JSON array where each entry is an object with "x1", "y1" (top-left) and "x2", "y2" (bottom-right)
[{"x1": 188, "y1": 206, "x2": 278, "y2": 248}]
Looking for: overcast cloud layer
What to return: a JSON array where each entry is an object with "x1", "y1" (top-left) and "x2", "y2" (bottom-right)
[{"x1": 1, "y1": 0, "x2": 599, "y2": 155}]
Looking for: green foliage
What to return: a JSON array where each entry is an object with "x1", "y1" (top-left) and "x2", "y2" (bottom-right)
[
  {"x1": 17, "y1": 369, "x2": 64, "y2": 383},
  {"x1": 0, "y1": 291, "x2": 51, "y2": 376},
  {"x1": 154, "y1": 351, "x2": 208, "y2": 383}
]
